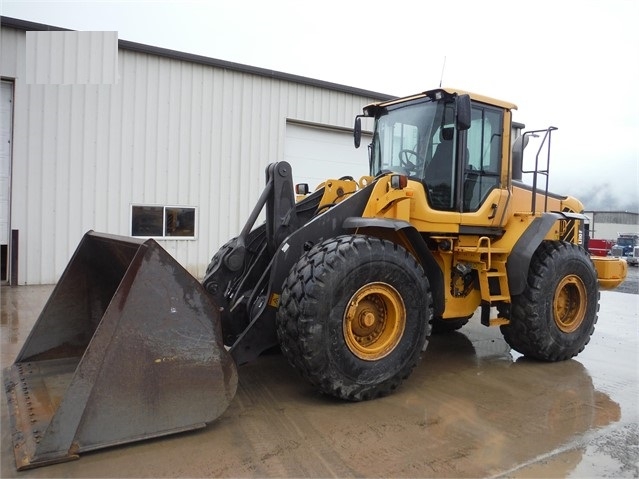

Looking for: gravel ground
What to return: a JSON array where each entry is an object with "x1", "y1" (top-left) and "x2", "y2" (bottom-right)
[{"x1": 613, "y1": 261, "x2": 639, "y2": 295}]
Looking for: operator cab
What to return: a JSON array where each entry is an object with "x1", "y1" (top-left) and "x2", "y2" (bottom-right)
[{"x1": 355, "y1": 89, "x2": 505, "y2": 213}]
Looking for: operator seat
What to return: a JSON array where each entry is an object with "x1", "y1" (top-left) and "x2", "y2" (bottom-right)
[{"x1": 425, "y1": 127, "x2": 454, "y2": 209}]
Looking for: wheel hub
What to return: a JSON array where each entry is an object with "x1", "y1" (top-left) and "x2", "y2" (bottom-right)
[
  {"x1": 343, "y1": 282, "x2": 406, "y2": 360},
  {"x1": 553, "y1": 275, "x2": 587, "y2": 333}
]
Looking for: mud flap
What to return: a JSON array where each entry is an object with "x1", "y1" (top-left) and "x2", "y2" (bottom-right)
[{"x1": 3, "y1": 231, "x2": 238, "y2": 470}]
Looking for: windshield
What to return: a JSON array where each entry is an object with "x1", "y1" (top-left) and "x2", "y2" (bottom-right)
[
  {"x1": 617, "y1": 237, "x2": 635, "y2": 246},
  {"x1": 370, "y1": 98, "x2": 455, "y2": 179},
  {"x1": 365, "y1": 93, "x2": 506, "y2": 212}
]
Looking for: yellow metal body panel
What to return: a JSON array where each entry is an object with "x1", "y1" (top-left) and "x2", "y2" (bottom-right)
[
  {"x1": 354, "y1": 172, "x2": 595, "y2": 320},
  {"x1": 315, "y1": 178, "x2": 359, "y2": 210},
  {"x1": 592, "y1": 256, "x2": 628, "y2": 290}
]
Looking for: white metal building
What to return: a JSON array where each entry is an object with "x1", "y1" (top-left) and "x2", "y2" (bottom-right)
[
  {"x1": 584, "y1": 211, "x2": 639, "y2": 240},
  {"x1": 0, "y1": 17, "x2": 392, "y2": 285}
]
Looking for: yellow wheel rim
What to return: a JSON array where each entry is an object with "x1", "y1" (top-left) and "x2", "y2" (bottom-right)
[
  {"x1": 343, "y1": 282, "x2": 406, "y2": 360},
  {"x1": 553, "y1": 275, "x2": 587, "y2": 333}
]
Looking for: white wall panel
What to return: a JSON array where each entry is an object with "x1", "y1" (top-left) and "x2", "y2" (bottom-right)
[
  {"x1": 0, "y1": 81, "x2": 13, "y2": 246},
  {"x1": 0, "y1": 26, "x2": 22, "y2": 78},
  {"x1": 2, "y1": 25, "x2": 386, "y2": 284},
  {"x1": 25, "y1": 31, "x2": 118, "y2": 84}
]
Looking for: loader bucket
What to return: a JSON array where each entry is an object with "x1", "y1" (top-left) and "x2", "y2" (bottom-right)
[{"x1": 3, "y1": 231, "x2": 238, "y2": 470}]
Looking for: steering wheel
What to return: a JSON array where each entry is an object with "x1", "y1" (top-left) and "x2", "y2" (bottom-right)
[{"x1": 398, "y1": 149, "x2": 419, "y2": 172}]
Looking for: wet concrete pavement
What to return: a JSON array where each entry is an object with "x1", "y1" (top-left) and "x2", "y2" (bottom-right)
[
  {"x1": 615, "y1": 262, "x2": 639, "y2": 295},
  {"x1": 1, "y1": 282, "x2": 637, "y2": 478}
]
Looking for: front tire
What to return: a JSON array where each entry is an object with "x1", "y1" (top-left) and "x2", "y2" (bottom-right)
[
  {"x1": 276, "y1": 235, "x2": 433, "y2": 401},
  {"x1": 500, "y1": 241, "x2": 599, "y2": 361}
]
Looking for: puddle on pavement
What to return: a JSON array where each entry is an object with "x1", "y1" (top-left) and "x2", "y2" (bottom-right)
[{"x1": 1, "y1": 286, "x2": 636, "y2": 478}]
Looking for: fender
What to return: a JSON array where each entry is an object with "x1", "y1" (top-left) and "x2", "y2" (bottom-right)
[
  {"x1": 342, "y1": 217, "x2": 445, "y2": 317},
  {"x1": 507, "y1": 211, "x2": 588, "y2": 296}
]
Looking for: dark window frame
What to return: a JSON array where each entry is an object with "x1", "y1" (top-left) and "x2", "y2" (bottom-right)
[{"x1": 130, "y1": 204, "x2": 197, "y2": 239}]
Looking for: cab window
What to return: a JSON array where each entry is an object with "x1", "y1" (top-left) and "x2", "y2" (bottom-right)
[{"x1": 464, "y1": 106, "x2": 503, "y2": 211}]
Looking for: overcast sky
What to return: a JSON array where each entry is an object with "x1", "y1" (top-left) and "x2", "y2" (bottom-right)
[{"x1": 2, "y1": 0, "x2": 638, "y2": 211}]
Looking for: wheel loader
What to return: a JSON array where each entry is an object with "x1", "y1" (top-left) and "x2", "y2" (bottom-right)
[{"x1": 4, "y1": 88, "x2": 627, "y2": 470}]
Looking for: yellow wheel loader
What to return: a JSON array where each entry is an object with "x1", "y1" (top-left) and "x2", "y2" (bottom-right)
[{"x1": 4, "y1": 88, "x2": 627, "y2": 470}]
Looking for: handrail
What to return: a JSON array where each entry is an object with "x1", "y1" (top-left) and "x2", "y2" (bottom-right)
[
  {"x1": 477, "y1": 236, "x2": 492, "y2": 269},
  {"x1": 521, "y1": 126, "x2": 557, "y2": 212}
]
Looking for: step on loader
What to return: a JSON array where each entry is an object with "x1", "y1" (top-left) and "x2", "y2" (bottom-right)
[{"x1": 4, "y1": 88, "x2": 627, "y2": 470}]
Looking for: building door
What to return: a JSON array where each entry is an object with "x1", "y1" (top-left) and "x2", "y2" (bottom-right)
[
  {"x1": 284, "y1": 122, "x2": 372, "y2": 190},
  {"x1": 0, "y1": 80, "x2": 14, "y2": 282}
]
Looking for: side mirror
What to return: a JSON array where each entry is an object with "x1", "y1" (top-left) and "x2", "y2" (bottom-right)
[
  {"x1": 456, "y1": 94, "x2": 471, "y2": 131},
  {"x1": 354, "y1": 116, "x2": 362, "y2": 148},
  {"x1": 295, "y1": 183, "x2": 310, "y2": 195}
]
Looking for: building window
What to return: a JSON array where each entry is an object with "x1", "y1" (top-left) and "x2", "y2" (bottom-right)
[{"x1": 131, "y1": 205, "x2": 196, "y2": 238}]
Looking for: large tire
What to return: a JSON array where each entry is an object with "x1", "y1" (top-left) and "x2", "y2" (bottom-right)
[
  {"x1": 500, "y1": 241, "x2": 599, "y2": 361},
  {"x1": 276, "y1": 235, "x2": 433, "y2": 401}
]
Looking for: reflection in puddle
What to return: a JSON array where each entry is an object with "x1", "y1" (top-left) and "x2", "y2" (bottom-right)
[{"x1": 401, "y1": 325, "x2": 622, "y2": 477}]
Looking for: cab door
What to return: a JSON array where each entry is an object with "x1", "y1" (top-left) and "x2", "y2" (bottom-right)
[{"x1": 459, "y1": 104, "x2": 509, "y2": 229}]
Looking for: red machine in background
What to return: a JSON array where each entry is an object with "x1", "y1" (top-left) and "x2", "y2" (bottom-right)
[{"x1": 588, "y1": 238, "x2": 615, "y2": 257}]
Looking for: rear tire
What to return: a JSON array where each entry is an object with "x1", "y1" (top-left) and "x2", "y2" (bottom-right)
[
  {"x1": 276, "y1": 235, "x2": 433, "y2": 401},
  {"x1": 500, "y1": 241, "x2": 599, "y2": 361}
]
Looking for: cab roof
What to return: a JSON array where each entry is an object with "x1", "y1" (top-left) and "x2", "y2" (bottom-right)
[{"x1": 366, "y1": 87, "x2": 518, "y2": 112}]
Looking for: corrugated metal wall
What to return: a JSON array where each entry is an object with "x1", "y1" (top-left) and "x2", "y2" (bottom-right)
[
  {"x1": 26, "y1": 31, "x2": 118, "y2": 84},
  {"x1": 585, "y1": 211, "x2": 639, "y2": 240},
  {"x1": 1, "y1": 25, "x2": 382, "y2": 284}
]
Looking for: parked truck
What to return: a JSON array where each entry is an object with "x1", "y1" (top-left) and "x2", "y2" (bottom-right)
[
  {"x1": 629, "y1": 246, "x2": 639, "y2": 266},
  {"x1": 612, "y1": 233, "x2": 638, "y2": 256}
]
